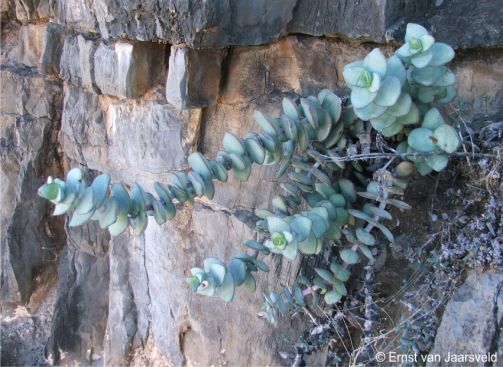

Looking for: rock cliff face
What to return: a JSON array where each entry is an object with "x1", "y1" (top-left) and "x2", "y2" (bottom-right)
[{"x1": 1, "y1": 1, "x2": 502, "y2": 366}]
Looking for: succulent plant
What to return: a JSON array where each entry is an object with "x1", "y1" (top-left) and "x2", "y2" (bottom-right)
[
  {"x1": 37, "y1": 23, "x2": 462, "y2": 330},
  {"x1": 396, "y1": 24, "x2": 454, "y2": 69},
  {"x1": 397, "y1": 23, "x2": 456, "y2": 105},
  {"x1": 405, "y1": 108, "x2": 461, "y2": 174}
]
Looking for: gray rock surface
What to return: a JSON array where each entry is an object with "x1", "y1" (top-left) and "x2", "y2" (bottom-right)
[
  {"x1": 60, "y1": 36, "x2": 166, "y2": 98},
  {"x1": 51, "y1": 0, "x2": 502, "y2": 49},
  {"x1": 94, "y1": 40, "x2": 166, "y2": 99},
  {"x1": 59, "y1": 84, "x2": 202, "y2": 184},
  {"x1": 46, "y1": 221, "x2": 110, "y2": 365},
  {"x1": 288, "y1": 0, "x2": 429, "y2": 42},
  {"x1": 59, "y1": 33, "x2": 99, "y2": 93},
  {"x1": 427, "y1": 271, "x2": 503, "y2": 366},
  {"x1": 425, "y1": 0, "x2": 503, "y2": 49},
  {"x1": 40, "y1": 22, "x2": 65, "y2": 76},
  {"x1": 166, "y1": 46, "x2": 225, "y2": 109},
  {"x1": 0, "y1": 62, "x2": 65, "y2": 305},
  {"x1": 12, "y1": 0, "x2": 54, "y2": 23},
  {"x1": 17, "y1": 22, "x2": 47, "y2": 68}
]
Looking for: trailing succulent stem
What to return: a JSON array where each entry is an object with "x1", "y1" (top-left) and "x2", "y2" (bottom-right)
[{"x1": 38, "y1": 23, "x2": 461, "y2": 326}]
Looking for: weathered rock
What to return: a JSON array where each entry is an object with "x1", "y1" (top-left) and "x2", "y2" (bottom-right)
[
  {"x1": 77, "y1": 0, "x2": 298, "y2": 47},
  {"x1": 453, "y1": 49, "x2": 503, "y2": 120},
  {"x1": 13, "y1": 0, "x2": 54, "y2": 23},
  {"x1": 59, "y1": 84, "x2": 202, "y2": 184},
  {"x1": 1, "y1": 283, "x2": 57, "y2": 367},
  {"x1": 219, "y1": 36, "x2": 382, "y2": 105},
  {"x1": 105, "y1": 205, "x2": 308, "y2": 367},
  {"x1": 55, "y1": 0, "x2": 96, "y2": 33},
  {"x1": 166, "y1": 47, "x2": 225, "y2": 109},
  {"x1": 40, "y1": 22, "x2": 65, "y2": 76},
  {"x1": 60, "y1": 36, "x2": 166, "y2": 98},
  {"x1": 17, "y1": 22, "x2": 47, "y2": 68},
  {"x1": 58, "y1": 83, "x2": 107, "y2": 169},
  {"x1": 0, "y1": 62, "x2": 65, "y2": 304},
  {"x1": 427, "y1": 271, "x2": 503, "y2": 366},
  {"x1": 46, "y1": 221, "x2": 110, "y2": 366},
  {"x1": 94, "y1": 40, "x2": 166, "y2": 99},
  {"x1": 59, "y1": 33, "x2": 99, "y2": 93},
  {"x1": 287, "y1": 0, "x2": 428, "y2": 42},
  {"x1": 425, "y1": 0, "x2": 503, "y2": 49}
]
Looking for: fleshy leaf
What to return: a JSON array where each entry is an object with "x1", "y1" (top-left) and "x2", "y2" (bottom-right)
[
  {"x1": 411, "y1": 49, "x2": 432, "y2": 68},
  {"x1": 426, "y1": 154, "x2": 449, "y2": 172},
  {"x1": 429, "y1": 43, "x2": 455, "y2": 66},
  {"x1": 434, "y1": 124, "x2": 460, "y2": 153},
  {"x1": 351, "y1": 87, "x2": 377, "y2": 109},
  {"x1": 386, "y1": 55, "x2": 407, "y2": 85},
  {"x1": 405, "y1": 23, "x2": 429, "y2": 42},
  {"x1": 188, "y1": 152, "x2": 213, "y2": 179},
  {"x1": 363, "y1": 48, "x2": 387, "y2": 76},
  {"x1": 373, "y1": 76, "x2": 401, "y2": 107},
  {"x1": 408, "y1": 127, "x2": 437, "y2": 152},
  {"x1": 422, "y1": 108, "x2": 445, "y2": 130},
  {"x1": 218, "y1": 273, "x2": 235, "y2": 302},
  {"x1": 340, "y1": 248, "x2": 360, "y2": 264},
  {"x1": 91, "y1": 173, "x2": 111, "y2": 209},
  {"x1": 290, "y1": 216, "x2": 312, "y2": 242}
]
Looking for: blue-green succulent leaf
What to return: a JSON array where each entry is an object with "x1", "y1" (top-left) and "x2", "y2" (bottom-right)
[
  {"x1": 340, "y1": 248, "x2": 360, "y2": 264},
  {"x1": 218, "y1": 273, "x2": 235, "y2": 302},
  {"x1": 386, "y1": 55, "x2": 407, "y2": 85},
  {"x1": 351, "y1": 87, "x2": 377, "y2": 109},
  {"x1": 405, "y1": 23, "x2": 429, "y2": 42},
  {"x1": 373, "y1": 76, "x2": 401, "y2": 107},
  {"x1": 386, "y1": 93, "x2": 412, "y2": 117},
  {"x1": 429, "y1": 43, "x2": 455, "y2": 66},
  {"x1": 426, "y1": 154, "x2": 449, "y2": 172},
  {"x1": 434, "y1": 124, "x2": 460, "y2": 153},
  {"x1": 411, "y1": 49, "x2": 433, "y2": 68},
  {"x1": 227, "y1": 258, "x2": 247, "y2": 286},
  {"x1": 290, "y1": 216, "x2": 312, "y2": 242},
  {"x1": 363, "y1": 48, "x2": 387, "y2": 76},
  {"x1": 422, "y1": 108, "x2": 445, "y2": 130},
  {"x1": 408, "y1": 127, "x2": 437, "y2": 152},
  {"x1": 91, "y1": 173, "x2": 111, "y2": 209},
  {"x1": 188, "y1": 152, "x2": 213, "y2": 180}
]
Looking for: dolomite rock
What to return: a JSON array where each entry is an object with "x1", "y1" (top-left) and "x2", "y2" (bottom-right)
[
  {"x1": 453, "y1": 50, "x2": 503, "y2": 120},
  {"x1": 166, "y1": 47, "x2": 225, "y2": 109},
  {"x1": 426, "y1": 0, "x2": 503, "y2": 49},
  {"x1": 46, "y1": 221, "x2": 110, "y2": 366},
  {"x1": 59, "y1": 84, "x2": 202, "y2": 184},
  {"x1": 288, "y1": 0, "x2": 429, "y2": 41},
  {"x1": 427, "y1": 271, "x2": 503, "y2": 366},
  {"x1": 40, "y1": 22, "x2": 65, "y2": 76},
  {"x1": 0, "y1": 62, "x2": 65, "y2": 304},
  {"x1": 52, "y1": 0, "x2": 503, "y2": 49},
  {"x1": 104, "y1": 205, "x2": 308, "y2": 367},
  {"x1": 59, "y1": 34, "x2": 99, "y2": 93},
  {"x1": 12, "y1": 0, "x2": 54, "y2": 23},
  {"x1": 61, "y1": 36, "x2": 166, "y2": 98},
  {"x1": 17, "y1": 22, "x2": 47, "y2": 68},
  {"x1": 94, "y1": 41, "x2": 166, "y2": 99},
  {"x1": 55, "y1": 0, "x2": 96, "y2": 33}
]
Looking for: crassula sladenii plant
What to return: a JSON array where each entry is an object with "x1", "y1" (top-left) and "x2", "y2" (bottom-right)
[{"x1": 38, "y1": 24, "x2": 460, "y2": 323}]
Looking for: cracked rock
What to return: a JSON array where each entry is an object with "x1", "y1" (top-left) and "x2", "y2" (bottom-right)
[{"x1": 427, "y1": 271, "x2": 503, "y2": 366}]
